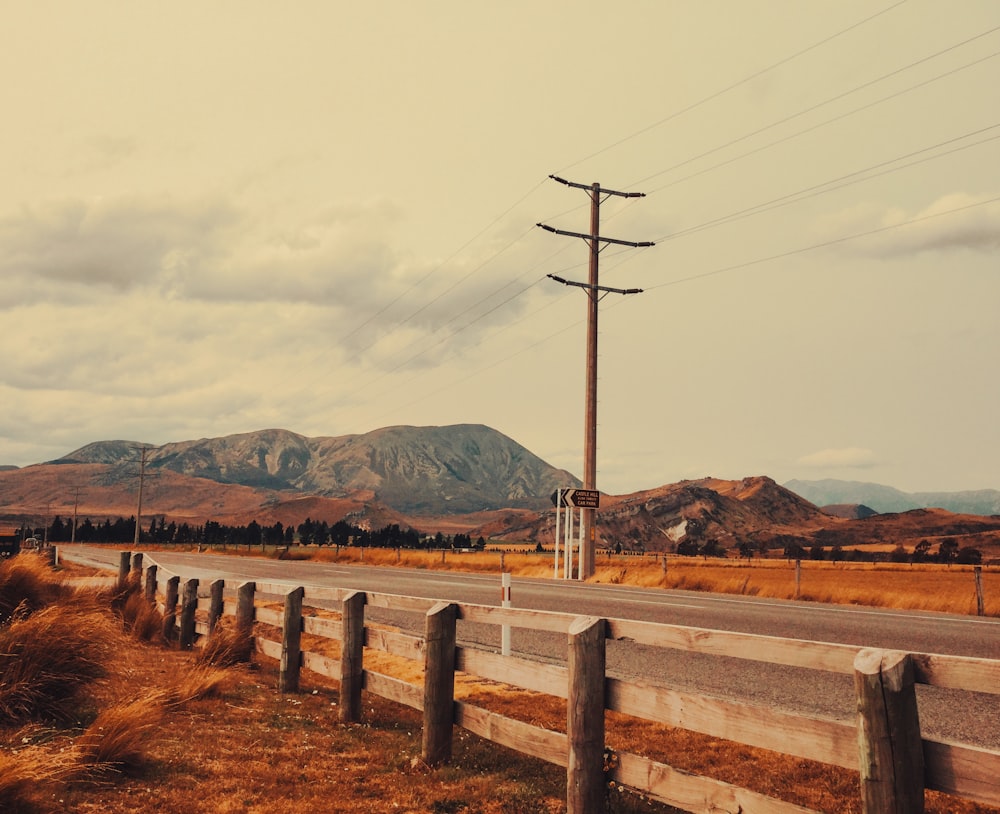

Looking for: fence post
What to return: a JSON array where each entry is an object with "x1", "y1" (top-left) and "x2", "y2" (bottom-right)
[
  {"x1": 795, "y1": 559, "x2": 802, "y2": 599},
  {"x1": 974, "y1": 566, "x2": 985, "y2": 617},
  {"x1": 854, "y1": 648, "x2": 924, "y2": 814},
  {"x1": 207, "y1": 579, "x2": 224, "y2": 634},
  {"x1": 236, "y1": 581, "x2": 256, "y2": 638},
  {"x1": 340, "y1": 590, "x2": 366, "y2": 723},
  {"x1": 144, "y1": 564, "x2": 158, "y2": 604},
  {"x1": 117, "y1": 551, "x2": 131, "y2": 588},
  {"x1": 279, "y1": 586, "x2": 304, "y2": 693},
  {"x1": 422, "y1": 601, "x2": 457, "y2": 766},
  {"x1": 567, "y1": 616, "x2": 606, "y2": 814},
  {"x1": 131, "y1": 551, "x2": 143, "y2": 578},
  {"x1": 179, "y1": 578, "x2": 199, "y2": 649},
  {"x1": 161, "y1": 576, "x2": 180, "y2": 641}
]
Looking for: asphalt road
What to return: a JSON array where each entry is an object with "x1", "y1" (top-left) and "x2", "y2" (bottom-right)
[{"x1": 58, "y1": 545, "x2": 1000, "y2": 749}]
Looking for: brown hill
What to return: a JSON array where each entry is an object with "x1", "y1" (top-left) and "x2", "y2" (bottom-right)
[
  {"x1": 57, "y1": 425, "x2": 580, "y2": 515},
  {"x1": 0, "y1": 463, "x2": 400, "y2": 531},
  {"x1": 4, "y1": 460, "x2": 999, "y2": 560}
]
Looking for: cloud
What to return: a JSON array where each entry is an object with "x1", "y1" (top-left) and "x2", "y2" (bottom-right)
[
  {"x1": 0, "y1": 196, "x2": 239, "y2": 296},
  {"x1": 816, "y1": 193, "x2": 1000, "y2": 258},
  {"x1": 796, "y1": 447, "x2": 878, "y2": 469}
]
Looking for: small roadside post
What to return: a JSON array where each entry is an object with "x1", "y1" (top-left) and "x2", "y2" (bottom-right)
[{"x1": 501, "y1": 572, "x2": 512, "y2": 656}]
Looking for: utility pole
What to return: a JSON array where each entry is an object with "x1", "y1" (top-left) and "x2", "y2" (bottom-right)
[
  {"x1": 70, "y1": 485, "x2": 81, "y2": 543},
  {"x1": 133, "y1": 446, "x2": 153, "y2": 547},
  {"x1": 538, "y1": 175, "x2": 653, "y2": 578}
]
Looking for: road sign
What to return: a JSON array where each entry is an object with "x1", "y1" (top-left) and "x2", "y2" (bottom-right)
[
  {"x1": 567, "y1": 488, "x2": 600, "y2": 508},
  {"x1": 551, "y1": 488, "x2": 600, "y2": 509}
]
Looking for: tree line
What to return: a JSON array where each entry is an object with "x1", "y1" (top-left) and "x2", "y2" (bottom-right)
[{"x1": 18, "y1": 516, "x2": 485, "y2": 551}]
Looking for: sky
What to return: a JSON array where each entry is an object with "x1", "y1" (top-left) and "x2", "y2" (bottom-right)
[{"x1": 2, "y1": 1, "x2": 999, "y2": 496}]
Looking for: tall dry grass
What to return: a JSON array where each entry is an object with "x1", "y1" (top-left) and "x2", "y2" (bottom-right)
[
  {"x1": 0, "y1": 553, "x2": 66, "y2": 623},
  {"x1": 0, "y1": 604, "x2": 113, "y2": 723},
  {"x1": 74, "y1": 694, "x2": 166, "y2": 774}
]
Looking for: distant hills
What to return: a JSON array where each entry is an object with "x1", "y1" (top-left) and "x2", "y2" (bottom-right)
[
  {"x1": 2, "y1": 427, "x2": 1000, "y2": 558},
  {"x1": 784, "y1": 479, "x2": 1000, "y2": 517},
  {"x1": 52, "y1": 425, "x2": 580, "y2": 515}
]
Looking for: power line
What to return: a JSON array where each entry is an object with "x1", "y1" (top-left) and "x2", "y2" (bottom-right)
[
  {"x1": 632, "y1": 26, "x2": 1000, "y2": 191},
  {"x1": 557, "y1": 0, "x2": 910, "y2": 175},
  {"x1": 645, "y1": 194, "x2": 1000, "y2": 292}
]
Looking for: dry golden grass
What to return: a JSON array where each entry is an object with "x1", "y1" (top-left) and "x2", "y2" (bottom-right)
[
  {"x1": 196, "y1": 617, "x2": 254, "y2": 667},
  {"x1": 297, "y1": 545, "x2": 1000, "y2": 617},
  {"x1": 0, "y1": 604, "x2": 113, "y2": 723},
  {"x1": 0, "y1": 553, "x2": 66, "y2": 623},
  {"x1": 74, "y1": 694, "x2": 166, "y2": 773}
]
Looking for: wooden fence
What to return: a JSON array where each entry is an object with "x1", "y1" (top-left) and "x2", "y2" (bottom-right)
[{"x1": 107, "y1": 551, "x2": 999, "y2": 814}]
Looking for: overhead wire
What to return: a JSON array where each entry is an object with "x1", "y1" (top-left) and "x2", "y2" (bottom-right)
[
  {"x1": 630, "y1": 25, "x2": 1000, "y2": 191},
  {"x1": 556, "y1": 0, "x2": 911, "y2": 175}
]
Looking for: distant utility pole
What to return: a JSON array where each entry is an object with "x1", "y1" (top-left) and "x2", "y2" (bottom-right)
[
  {"x1": 537, "y1": 175, "x2": 654, "y2": 579},
  {"x1": 70, "y1": 485, "x2": 81, "y2": 543},
  {"x1": 133, "y1": 446, "x2": 153, "y2": 547}
]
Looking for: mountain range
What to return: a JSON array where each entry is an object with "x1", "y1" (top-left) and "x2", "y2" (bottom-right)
[
  {"x1": 783, "y1": 479, "x2": 1000, "y2": 517},
  {"x1": 2, "y1": 425, "x2": 999, "y2": 557},
  {"x1": 49, "y1": 425, "x2": 580, "y2": 515}
]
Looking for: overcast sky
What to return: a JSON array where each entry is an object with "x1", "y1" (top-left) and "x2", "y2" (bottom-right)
[{"x1": 2, "y1": 1, "x2": 998, "y2": 496}]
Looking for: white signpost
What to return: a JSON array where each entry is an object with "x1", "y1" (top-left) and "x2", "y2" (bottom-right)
[{"x1": 551, "y1": 489, "x2": 600, "y2": 580}]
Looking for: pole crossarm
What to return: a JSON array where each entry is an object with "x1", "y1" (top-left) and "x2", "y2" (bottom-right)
[
  {"x1": 547, "y1": 274, "x2": 642, "y2": 296},
  {"x1": 549, "y1": 174, "x2": 645, "y2": 199},
  {"x1": 536, "y1": 222, "x2": 655, "y2": 248}
]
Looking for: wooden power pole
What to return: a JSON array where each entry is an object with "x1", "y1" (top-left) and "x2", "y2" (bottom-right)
[
  {"x1": 133, "y1": 445, "x2": 153, "y2": 546},
  {"x1": 538, "y1": 176, "x2": 653, "y2": 578}
]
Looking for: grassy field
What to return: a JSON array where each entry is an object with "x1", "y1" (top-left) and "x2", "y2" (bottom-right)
[{"x1": 3, "y1": 552, "x2": 998, "y2": 813}]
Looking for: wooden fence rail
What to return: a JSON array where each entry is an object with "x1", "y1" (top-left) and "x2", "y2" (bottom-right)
[{"x1": 92, "y1": 552, "x2": 1000, "y2": 814}]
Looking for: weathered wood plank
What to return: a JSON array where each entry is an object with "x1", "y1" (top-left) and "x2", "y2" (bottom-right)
[
  {"x1": 607, "y1": 618, "x2": 859, "y2": 675},
  {"x1": 253, "y1": 580, "x2": 301, "y2": 597},
  {"x1": 365, "y1": 627, "x2": 424, "y2": 662},
  {"x1": 255, "y1": 607, "x2": 283, "y2": 628},
  {"x1": 457, "y1": 603, "x2": 574, "y2": 633},
  {"x1": 456, "y1": 648, "x2": 568, "y2": 698},
  {"x1": 301, "y1": 650, "x2": 339, "y2": 680},
  {"x1": 302, "y1": 615, "x2": 342, "y2": 640},
  {"x1": 924, "y1": 739, "x2": 1000, "y2": 807},
  {"x1": 608, "y1": 677, "x2": 858, "y2": 770},
  {"x1": 614, "y1": 751, "x2": 820, "y2": 814},
  {"x1": 455, "y1": 702, "x2": 568, "y2": 767},
  {"x1": 256, "y1": 637, "x2": 282, "y2": 660},
  {"x1": 364, "y1": 670, "x2": 423, "y2": 710},
  {"x1": 301, "y1": 584, "x2": 343, "y2": 603},
  {"x1": 910, "y1": 652, "x2": 1000, "y2": 695},
  {"x1": 364, "y1": 592, "x2": 438, "y2": 614}
]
